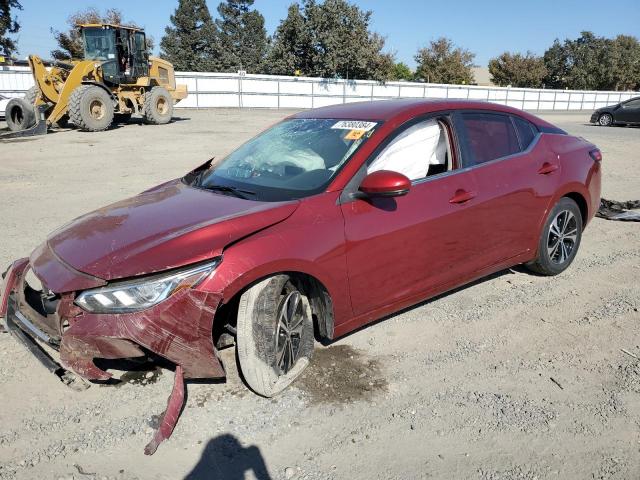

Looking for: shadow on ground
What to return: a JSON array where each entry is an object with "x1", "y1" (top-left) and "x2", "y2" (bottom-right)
[{"x1": 185, "y1": 434, "x2": 272, "y2": 480}]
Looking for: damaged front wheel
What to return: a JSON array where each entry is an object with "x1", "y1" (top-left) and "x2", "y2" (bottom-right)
[{"x1": 236, "y1": 275, "x2": 314, "y2": 397}]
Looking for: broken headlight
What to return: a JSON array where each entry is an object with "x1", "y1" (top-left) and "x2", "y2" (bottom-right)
[{"x1": 75, "y1": 259, "x2": 221, "y2": 314}]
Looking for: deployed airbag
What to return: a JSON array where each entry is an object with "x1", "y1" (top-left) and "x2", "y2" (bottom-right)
[{"x1": 368, "y1": 119, "x2": 446, "y2": 180}]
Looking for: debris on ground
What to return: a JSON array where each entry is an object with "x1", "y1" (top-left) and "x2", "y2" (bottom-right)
[{"x1": 597, "y1": 199, "x2": 640, "y2": 221}]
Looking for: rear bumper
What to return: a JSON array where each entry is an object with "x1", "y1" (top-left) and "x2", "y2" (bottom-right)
[{"x1": 1, "y1": 257, "x2": 226, "y2": 381}]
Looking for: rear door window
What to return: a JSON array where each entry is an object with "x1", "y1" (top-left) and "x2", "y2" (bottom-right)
[{"x1": 459, "y1": 112, "x2": 520, "y2": 167}]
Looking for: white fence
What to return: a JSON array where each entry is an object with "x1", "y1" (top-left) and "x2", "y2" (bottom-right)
[{"x1": 1, "y1": 67, "x2": 637, "y2": 111}]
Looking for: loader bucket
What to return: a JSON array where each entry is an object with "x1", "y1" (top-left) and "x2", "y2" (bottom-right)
[{"x1": 0, "y1": 104, "x2": 48, "y2": 140}]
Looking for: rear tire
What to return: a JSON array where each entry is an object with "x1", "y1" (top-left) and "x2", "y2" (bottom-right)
[
  {"x1": 68, "y1": 85, "x2": 114, "y2": 132},
  {"x1": 236, "y1": 275, "x2": 314, "y2": 397},
  {"x1": 143, "y1": 86, "x2": 173, "y2": 125},
  {"x1": 526, "y1": 197, "x2": 582, "y2": 276},
  {"x1": 5, "y1": 97, "x2": 36, "y2": 131}
]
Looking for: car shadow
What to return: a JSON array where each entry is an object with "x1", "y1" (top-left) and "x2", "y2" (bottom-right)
[
  {"x1": 325, "y1": 267, "x2": 518, "y2": 344},
  {"x1": 184, "y1": 434, "x2": 272, "y2": 480}
]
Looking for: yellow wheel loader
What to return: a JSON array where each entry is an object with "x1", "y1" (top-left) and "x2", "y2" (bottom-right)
[{"x1": 3, "y1": 24, "x2": 187, "y2": 137}]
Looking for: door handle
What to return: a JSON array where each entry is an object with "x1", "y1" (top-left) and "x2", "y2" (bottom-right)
[
  {"x1": 538, "y1": 162, "x2": 559, "y2": 175},
  {"x1": 449, "y1": 189, "x2": 476, "y2": 204}
]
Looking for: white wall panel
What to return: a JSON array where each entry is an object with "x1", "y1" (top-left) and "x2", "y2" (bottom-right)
[
  {"x1": 425, "y1": 87, "x2": 448, "y2": 98},
  {"x1": 242, "y1": 79, "x2": 279, "y2": 94},
  {"x1": 279, "y1": 81, "x2": 313, "y2": 95},
  {"x1": 242, "y1": 94, "x2": 278, "y2": 108},
  {"x1": 0, "y1": 69, "x2": 637, "y2": 111},
  {"x1": 372, "y1": 84, "x2": 400, "y2": 97},
  {"x1": 467, "y1": 89, "x2": 489, "y2": 99},
  {"x1": 279, "y1": 95, "x2": 312, "y2": 108}
]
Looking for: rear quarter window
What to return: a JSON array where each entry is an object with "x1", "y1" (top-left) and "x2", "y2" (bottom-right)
[
  {"x1": 512, "y1": 115, "x2": 538, "y2": 150},
  {"x1": 459, "y1": 112, "x2": 520, "y2": 166}
]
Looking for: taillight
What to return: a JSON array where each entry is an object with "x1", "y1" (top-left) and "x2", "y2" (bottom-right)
[{"x1": 589, "y1": 149, "x2": 602, "y2": 162}]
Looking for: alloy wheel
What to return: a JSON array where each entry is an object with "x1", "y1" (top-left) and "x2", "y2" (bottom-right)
[
  {"x1": 547, "y1": 210, "x2": 578, "y2": 265},
  {"x1": 598, "y1": 114, "x2": 612, "y2": 126},
  {"x1": 274, "y1": 291, "x2": 305, "y2": 374}
]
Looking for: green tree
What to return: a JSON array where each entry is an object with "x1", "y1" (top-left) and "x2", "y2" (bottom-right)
[
  {"x1": 160, "y1": 0, "x2": 218, "y2": 71},
  {"x1": 414, "y1": 37, "x2": 475, "y2": 84},
  {"x1": 265, "y1": 0, "x2": 395, "y2": 81},
  {"x1": 542, "y1": 39, "x2": 568, "y2": 89},
  {"x1": 51, "y1": 8, "x2": 154, "y2": 61},
  {"x1": 390, "y1": 62, "x2": 414, "y2": 81},
  {"x1": 213, "y1": 0, "x2": 268, "y2": 72},
  {"x1": 488, "y1": 51, "x2": 547, "y2": 88},
  {"x1": 263, "y1": 3, "x2": 311, "y2": 75},
  {"x1": 543, "y1": 32, "x2": 614, "y2": 90},
  {"x1": 609, "y1": 35, "x2": 640, "y2": 91},
  {"x1": 0, "y1": 0, "x2": 22, "y2": 57},
  {"x1": 544, "y1": 32, "x2": 640, "y2": 91}
]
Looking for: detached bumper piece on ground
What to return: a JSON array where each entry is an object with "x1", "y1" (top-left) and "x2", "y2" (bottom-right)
[
  {"x1": 597, "y1": 199, "x2": 640, "y2": 222},
  {"x1": 0, "y1": 254, "x2": 224, "y2": 454}
]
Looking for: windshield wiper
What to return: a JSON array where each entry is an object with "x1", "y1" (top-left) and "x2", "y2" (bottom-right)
[{"x1": 204, "y1": 184, "x2": 256, "y2": 200}]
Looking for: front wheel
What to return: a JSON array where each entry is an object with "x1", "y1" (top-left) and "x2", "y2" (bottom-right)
[
  {"x1": 526, "y1": 197, "x2": 583, "y2": 276},
  {"x1": 598, "y1": 113, "x2": 613, "y2": 126},
  {"x1": 236, "y1": 275, "x2": 314, "y2": 397},
  {"x1": 68, "y1": 85, "x2": 114, "y2": 132}
]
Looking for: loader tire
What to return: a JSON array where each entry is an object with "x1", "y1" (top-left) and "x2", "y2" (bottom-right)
[
  {"x1": 69, "y1": 85, "x2": 114, "y2": 132},
  {"x1": 143, "y1": 86, "x2": 173, "y2": 125},
  {"x1": 5, "y1": 97, "x2": 36, "y2": 131},
  {"x1": 25, "y1": 86, "x2": 40, "y2": 105}
]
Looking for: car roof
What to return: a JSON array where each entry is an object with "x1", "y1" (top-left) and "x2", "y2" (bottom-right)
[{"x1": 291, "y1": 98, "x2": 553, "y2": 127}]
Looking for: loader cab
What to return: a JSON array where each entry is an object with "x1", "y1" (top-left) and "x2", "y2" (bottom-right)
[{"x1": 81, "y1": 24, "x2": 149, "y2": 85}]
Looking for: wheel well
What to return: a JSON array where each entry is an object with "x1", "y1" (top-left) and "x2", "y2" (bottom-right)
[
  {"x1": 213, "y1": 272, "x2": 335, "y2": 345},
  {"x1": 563, "y1": 192, "x2": 588, "y2": 225},
  {"x1": 81, "y1": 81, "x2": 115, "y2": 99}
]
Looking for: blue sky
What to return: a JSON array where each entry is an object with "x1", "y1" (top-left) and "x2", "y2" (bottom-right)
[{"x1": 13, "y1": 0, "x2": 640, "y2": 68}]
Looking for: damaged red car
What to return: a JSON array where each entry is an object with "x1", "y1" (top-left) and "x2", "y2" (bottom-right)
[{"x1": 1, "y1": 99, "x2": 601, "y2": 451}]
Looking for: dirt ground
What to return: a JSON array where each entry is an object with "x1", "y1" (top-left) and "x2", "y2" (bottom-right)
[{"x1": 0, "y1": 109, "x2": 638, "y2": 480}]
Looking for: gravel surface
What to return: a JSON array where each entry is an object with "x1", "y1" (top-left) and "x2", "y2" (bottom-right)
[{"x1": 0, "y1": 110, "x2": 638, "y2": 480}]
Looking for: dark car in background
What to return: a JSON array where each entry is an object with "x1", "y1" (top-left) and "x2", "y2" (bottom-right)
[{"x1": 591, "y1": 96, "x2": 640, "y2": 126}]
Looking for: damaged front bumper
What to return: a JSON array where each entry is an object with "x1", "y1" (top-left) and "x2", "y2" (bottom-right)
[
  {"x1": 1, "y1": 257, "x2": 226, "y2": 381},
  {"x1": 0, "y1": 254, "x2": 227, "y2": 453}
]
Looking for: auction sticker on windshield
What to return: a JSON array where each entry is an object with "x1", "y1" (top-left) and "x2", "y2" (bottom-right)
[{"x1": 331, "y1": 120, "x2": 377, "y2": 131}]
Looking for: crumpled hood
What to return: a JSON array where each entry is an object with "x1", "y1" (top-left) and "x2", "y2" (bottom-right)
[{"x1": 44, "y1": 180, "x2": 299, "y2": 281}]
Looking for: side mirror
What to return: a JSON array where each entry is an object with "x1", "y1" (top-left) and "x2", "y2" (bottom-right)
[{"x1": 358, "y1": 170, "x2": 411, "y2": 198}]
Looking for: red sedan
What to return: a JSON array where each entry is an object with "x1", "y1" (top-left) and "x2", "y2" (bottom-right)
[{"x1": 1, "y1": 99, "x2": 601, "y2": 451}]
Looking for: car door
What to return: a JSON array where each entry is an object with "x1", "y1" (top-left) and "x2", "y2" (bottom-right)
[
  {"x1": 615, "y1": 98, "x2": 640, "y2": 123},
  {"x1": 340, "y1": 115, "x2": 488, "y2": 318},
  {"x1": 453, "y1": 111, "x2": 559, "y2": 267}
]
